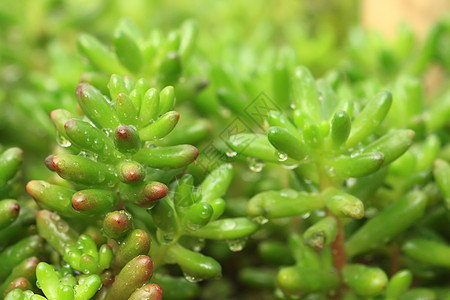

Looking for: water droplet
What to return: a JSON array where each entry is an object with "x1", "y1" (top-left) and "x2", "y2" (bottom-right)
[
  {"x1": 279, "y1": 189, "x2": 297, "y2": 198},
  {"x1": 185, "y1": 221, "x2": 201, "y2": 232},
  {"x1": 144, "y1": 142, "x2": 157, "y2": 148},
  {"x1": 315, "y1": 209, "x2": 326, "y2": 217},
  {"x1": 102, "y1": 128, "x2": 111, "y2": 137},
  {"x1": 192, "y1": 238, "x2": 205, "y2": 252},
  {"x1": 346, "y1": 178, "x2": 356, "y2": 187},
  {"x1": 156, "y1": 229, "x2": 174, "y2": 245},
  {"x1": 226, "y1": 237, "x2": 248, "y2": 252},
  {"x1": 219, "y1": 219, "x2": 237, "y2": 231},
  {"x1": 183, "y1": 272, "x2": 202, "y2": 283},
  {"x1": 253, "y1": 216, "x2": 269, "y2": 225},
  {"x1": 56, "y1": 132, "x2": 71, "y2": 148},
  {"x1": 104, "y1": 95, "x2": 112, "y2": 104},
  {"x1": 57, "y1": 222, "x2": 69, "y2": 233},
  {"x1": 73, "y1": 269, "x2": 82, "y2": 276},
  {"x1": 145, "y1": 202, "x2": 157, "y2": 210},
  {"x1": 365, "y1": 207, "x2": 378, "y2": 218},
  {"x1": 247, "y1": 157, "x2": 264, "y2": 173},
  {"x1": 290, "y1": 104, "x2": 297, "y2": 110},
  {"x1": 327, "y1": 167, "x2": 335, "y2": 177},
  {"x1": 280, "y1": 162, "x2": 298, "y2": 170},
  {"x1": 107, "y1": 180, "x2": 116, "y2": 188},
  {"x1": 226, "y1": 149, "x2": 237, "y2": 158},
  {"x1": 91, "y1": 139, "x2": 100, "y2": 150},
  {"x1": 301, "y1": 212, "x2": 311, "y2": 219},
  {"x1": 50, "y1": 213, "x2": 61, "y2": 221},
  {"x1": 98, "y1": 171, "x2": 105, "y2": 183},
  {"x1": 276, "y1": 152, "x2": 288, "y2": 162},
  {"x1": 221, "y1": 109, "x2": 231, "y2": 118},
  {"x1": 78, "y1": 151, "x2": 88, "y2": 158}
]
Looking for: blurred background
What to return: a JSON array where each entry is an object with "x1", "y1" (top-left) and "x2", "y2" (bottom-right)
[{"x1": 0, "y1": 0, "x2": 448, "y2": 217}]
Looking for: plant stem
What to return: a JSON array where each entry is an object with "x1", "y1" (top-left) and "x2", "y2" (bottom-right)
[
  {"x1": 330, "y1": 215, "x2": 347, "y2": 275},
  {"x1": 390, "y1": 243, "x2": 401, "y2": 276},
  {"x1": 151, "y1": 219, "x2": 184, "y2": 270},
  {"x1": 318, "y1": 163, "x2": 348, "y2": 278},
  {"x1": 152, "y1": 244, "x2": 170, "y2": 270}
]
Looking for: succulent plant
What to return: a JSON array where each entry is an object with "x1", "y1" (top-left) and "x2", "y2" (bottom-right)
[
  {"x1": 225, "y1": 66, "x2": 450, "y2": 298},
  {"x1": 1, "y1": 2, "x2": 449, "y2": 300},
  {"x1": 77, "y1": 19, "x2": 208, "y2": 105},
  {"x1": 14, "y1": 75, "x2": 259, "y2": 299}
]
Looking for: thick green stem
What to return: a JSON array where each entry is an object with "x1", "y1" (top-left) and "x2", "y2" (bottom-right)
[
  {"x1": 151, "y1": 216, "x2": 184, "y2": 270},
  {"x1": 152, "y1": 244, "x2": 170, "y2": 270},
  {"x1": 318, "y1": 163, "x2": 347, "y2": 286}
]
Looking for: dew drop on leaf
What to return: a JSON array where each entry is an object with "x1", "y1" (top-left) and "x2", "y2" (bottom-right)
[
  {"x1": 78, "y1": 151, "x2": 88, "y2": 158},
  {"x1": 219, "y1": 219, "x2": 236, "y2": 231},
  {"x1": 247, "y1": 157, "x2": 264, "y2": 172},
  {"x1": 156, "y1": 229, "x2": 174, "y2": 245},
  {"x1": 226, "y1": 148, "x2": 237, "y2": 158},
  {"x1": 253, "y1": 216, "x2": 269, "y2": 225},
  {"x1": 50, "y1": 213, "x2": 61, "y2": 221},
  {"x1": 280, "y1": 162, "x2": 298, "y2": 170},
  {"x1": 226, "y1": 237, "x2": 248, "y2": 252},
  {"x1": 346, "y1": 178, "x2": 357, "y2": 187},
  {"x1": 326, "y1": 166, "x2": 335, "y2": 177},
  {"x1": 56, "y1": 132, "x2": 71, "y2": 147},
  {"x1": 192, "y1": 238, "x2": 205, "y2": 252},
  {"x1": 185, "y1": 221, "x2": 201, "y2": 232},
  {"x1": 183, "y1": 272, "x2": 202, "y2": 283},
  {"x1": 145, "y1": 202, "x2": 157, "y2": 210},
  {"x1": 102, "y1": 128, "x2": 112, "y2": 137},
  {"x1": 57, "y1": 222, "x2": 69, "y2": 233},
  {"x1": 315, "y1": 209, "x2": 326, "y2": 217},
  {"x1": 97, "y1": 171, "x2": 105, "y2": 183},
  {"x1": 301, "y1": 212, "x2": 311, "y2": 219},
  {"x1": 144, "y1": 142, "x2": 157, "y2": 148},
  {"x1": 276, "y1": 151, "x2": 288, "y2": 162}
]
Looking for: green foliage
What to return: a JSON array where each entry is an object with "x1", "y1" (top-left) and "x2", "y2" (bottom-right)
[{"x1": 0, "y1": 2, "x2": 449, "y2": 300}]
